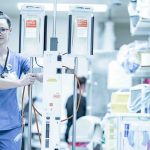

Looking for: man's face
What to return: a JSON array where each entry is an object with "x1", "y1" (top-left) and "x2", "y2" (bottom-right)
[{"x1": 0, "y1": 19, "x2": 10, "y2": 45}]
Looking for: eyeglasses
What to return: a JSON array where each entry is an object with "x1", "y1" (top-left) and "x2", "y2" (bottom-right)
[{"x1": 0, "y1": 28, "x2": 9, "y2": 34}]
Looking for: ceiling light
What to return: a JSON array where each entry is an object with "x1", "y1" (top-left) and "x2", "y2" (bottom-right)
[{"x1": 17, "y1": 3, "x2": 108, "y2": 12}]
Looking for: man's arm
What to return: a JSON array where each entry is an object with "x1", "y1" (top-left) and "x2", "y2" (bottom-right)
[
  {"x1": 0, "y1": 73, "x2": 36, "y2": 90},
  {"x1": 0, "y1": 78, "x2": 22, "y2": 89}
]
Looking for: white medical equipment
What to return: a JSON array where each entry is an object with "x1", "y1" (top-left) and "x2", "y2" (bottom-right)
[
  {"x1": 68, "y1": 6, "x2": 94, "y2": 56},
  {"x1": 41, "y1": 5, "x2": 94, "y2": 150},
  {"x1": 102, "y1": 113, "x2": 150, "y2": 150},
  {"x1": 129, "y1": 84, "x2": 150, "y2": 113},
  {"x1": 41, "y1": 51, "x2": 62, "y2": 150},
  {"x1": 67, "y1": 6, "x2": 94, "y2": 150},
  {"x1": 19, "y1": 5, "x2": 47, "y2": 150},
  {"x1": 68, "y1": 116, "x2": 102, "y2": 150},
  {"x1": 19, "y1": 3, "x2": 94, "y2": 150},
  {"x1": 19, "y1": 5, "x2": 47, "y2": 57}
]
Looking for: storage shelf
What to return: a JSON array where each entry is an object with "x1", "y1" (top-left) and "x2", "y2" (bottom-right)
[
  {"x1": 137, "y1": 49, "x2": 150, "y2": 53},
  {"x1": 131, "y1": 66, "x2": 150, "y2": 77},
  {"x1": 104, "y1": 113, "x2": 150, "y2": 119},
  {"x1": 131, "y1": 18, "x2": 150, "y2": 36}
]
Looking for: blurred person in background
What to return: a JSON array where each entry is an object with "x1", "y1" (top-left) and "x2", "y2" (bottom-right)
[{"x1": 65, "y1": 77, "x2": 87, "y2": 143}]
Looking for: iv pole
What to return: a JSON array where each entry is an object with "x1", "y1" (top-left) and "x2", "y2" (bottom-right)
[
  {"x1": 27, "y1": 57, "x2": 33, "y2": 150},
  {"x1": 72, "y1": 57, "x2": 78, "y2": 150}
]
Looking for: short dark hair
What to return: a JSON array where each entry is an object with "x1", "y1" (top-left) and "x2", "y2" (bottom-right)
[
  {"x1": 0, "y1": 11, "x2": 11, "y2": 28},
  {"x1": 77, "y1": 77, "x2": 86, "y2": 89}
]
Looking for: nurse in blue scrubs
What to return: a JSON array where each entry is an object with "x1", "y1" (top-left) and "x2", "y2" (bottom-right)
[{"x1": 0, "y1": 11, "x2": 38, "y2": 150}]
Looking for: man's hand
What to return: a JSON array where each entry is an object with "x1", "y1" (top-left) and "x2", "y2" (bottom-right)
[{"x1": 19, "y1": 73, "x2": 37, "y2": 86}]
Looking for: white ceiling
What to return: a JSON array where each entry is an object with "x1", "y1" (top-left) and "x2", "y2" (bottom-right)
[{"x1": 0, "y1": 0, "x2": 129, "y2": 22}]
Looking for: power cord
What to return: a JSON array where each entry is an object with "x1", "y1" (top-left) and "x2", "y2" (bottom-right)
[
  {"x1": 61, "y1": 65, "x2": 82, "y2": 122},
  {"x1": 29, "y1": 65, "x2": 82, "y2": 122},
  {"x1": 35, "y1": 57, "x2": 43, "y2": 68}
]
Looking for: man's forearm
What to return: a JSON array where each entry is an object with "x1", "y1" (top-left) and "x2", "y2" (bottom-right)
[
  {"x1": 0, "y1": 73, "x2": 37, "y2": 90},
  {"x1": 0, "y1": 78, "x2": 21, "y2": 90}
]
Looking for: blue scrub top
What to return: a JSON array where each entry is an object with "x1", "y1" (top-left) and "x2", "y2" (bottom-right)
[{"x1": 0, "y1": 50, "x2": 30, "y2": 130}]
